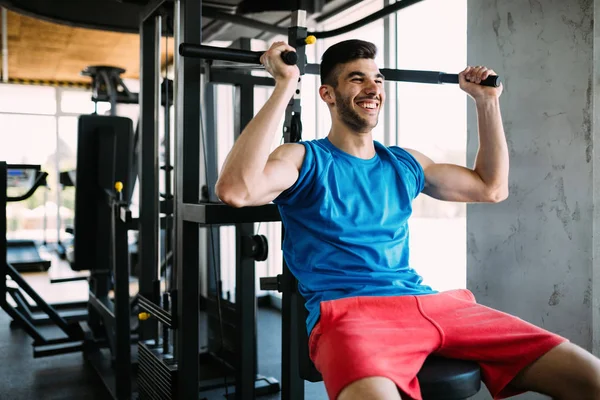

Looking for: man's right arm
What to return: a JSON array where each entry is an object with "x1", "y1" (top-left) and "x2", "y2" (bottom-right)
[{"x1": 215, "y1": 41, "x2": 305, "y2": 208}]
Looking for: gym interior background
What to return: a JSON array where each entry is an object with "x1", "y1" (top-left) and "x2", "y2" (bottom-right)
[{"x1": 0, "y1": 0, "x2": 596, "y2": 399}]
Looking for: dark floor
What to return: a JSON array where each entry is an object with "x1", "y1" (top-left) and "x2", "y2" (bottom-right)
[{"x1": 0, "y1": 304, "x2": 328, "y2": 400}]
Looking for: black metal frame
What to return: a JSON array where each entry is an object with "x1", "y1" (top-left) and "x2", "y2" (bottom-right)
[
  {"x1": 0, "y1": 163, "x2": 86, "y2": 358},
  {"x1": 135, "y1": 1, "x2": 502, "y2": 399}
]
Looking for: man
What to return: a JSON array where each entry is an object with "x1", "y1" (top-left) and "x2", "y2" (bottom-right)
[{"x1": 215, "y1": 39, "x2": 600, "y2": 400}]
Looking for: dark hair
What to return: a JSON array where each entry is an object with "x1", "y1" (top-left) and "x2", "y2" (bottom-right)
[{"x1": 320, "y1": 39, "x2": 378, "y2": 87}]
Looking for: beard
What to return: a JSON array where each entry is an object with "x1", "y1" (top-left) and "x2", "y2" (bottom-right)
[{"x1": 334, "y1": 89, "x2": 379, "y2": 133}]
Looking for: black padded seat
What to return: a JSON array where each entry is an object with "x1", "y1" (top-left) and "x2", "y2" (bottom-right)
[{"x1": 418, "y1": 356, "x2": 481, "y2": 400}]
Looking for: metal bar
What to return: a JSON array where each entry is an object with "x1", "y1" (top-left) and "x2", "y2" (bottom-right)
[
  {"x1": 50, "y1": 276, "x2": 88, "y2": 284},
  {"x1": 203, "y1": 82, "x2": 219, "y2": 203},
  {"x1": 282, "y1": 11, "x2": 306, "y2": 399},
  {"x1": 141, "y1": 0, "x2": 169, "y2": 23},
  {"x1": 233, "y1": 37, "x2": 257, "y2": 398},
  {"x1": 176, "y1": 0, "x2": 202, "y2": 398},
  {"x1": 208, "y1": 70, "x2": 275, "y2": 87},
  {"x1": 202, "y1": 7, "x2": 288, "y2": 35},
  {"x1": 88, "y1": 291, "x2": 115, "y2": 320},
  {"x1": 314, "y1": 0, "x2": 363, "y2": 22},
  {"x1": 4, "y1": 304, "x2": 46, "y2": 344},
  {"x1": 237, "y1": 221, "x2": 257, "y2": 399},
  {"x1": 0, "y1": 162, "x2": 7, "y2": 307},
  {"x1": 9, "y1": 287, "x2": 36, "y2": 323},
  {"x1": 138, "y1": 294, "x2": 174, "y2": 328},
  {"x1": 305, "y1": 63, "x2": 470, "y2": 85},
  {"x1": 6, "y1": 263, "x2": 77, "y2": 337},
  {"x1": 179, "y1": 43, "x2": 265, "y2": 64},
  {"x1": 113, "y1": 202, "x2": 132, "y2": 399},
  {"x1": 34, "y1": 341, "x2": 84, "y2": 358},
  {"x1": 6, "y1": 172, "x2": 47, "y2": 202},
  {"x1": 281, "y1": 262, "x2": 303, "y2": 400},
  {"x1": 309, "y1": 0, "x2": 425, "y2": 39},
  {"x1": 181, "y1": 203, "x2": 281, "y2": 225},
  {"x1": 139, "y1": 11, "x2": 160, "y2": 342}
]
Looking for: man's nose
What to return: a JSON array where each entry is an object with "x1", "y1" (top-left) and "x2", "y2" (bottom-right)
[{"x1": 364, "y1": 80, "x2": 380, "y2": 96}]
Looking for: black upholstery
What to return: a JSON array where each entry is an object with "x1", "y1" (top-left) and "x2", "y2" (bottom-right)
[{"x1": 294, "y1": 281, "x2": 481, "y2": 399}]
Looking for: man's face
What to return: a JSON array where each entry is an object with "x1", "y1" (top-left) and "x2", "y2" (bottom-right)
[{"x1": 329, "y1": 59, "x2": 385, "y2": 133}]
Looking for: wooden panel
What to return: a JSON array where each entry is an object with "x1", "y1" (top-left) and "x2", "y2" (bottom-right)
[{"x1": 1, "y1": 10, "x2": 174, "y2": 84}]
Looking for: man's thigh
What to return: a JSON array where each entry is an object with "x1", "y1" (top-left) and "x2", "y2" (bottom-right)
[{"x1": 419, "y1": 289, "x2": 567, "y2": 399}]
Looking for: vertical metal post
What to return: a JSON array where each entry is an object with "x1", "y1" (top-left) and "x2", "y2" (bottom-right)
[
  {"x1": 176, "y1": 0, "x2": 202, "y2": 399},
  {"x1": 233, "y1": 37, "x2": 257, "y2": 397},
  {"x1": 113, "y1": 202, "x2": 132, "y2": 399},
  {"x1": 0, "y1": 162, "x2": 6, "y2": 306},
  {"x1": 139, "y1": 12, "x2": 161, "y2": 341},
  {"x1": 55, "y1": 89, "x2": 62, "y2": 247},
  {"x1": 281, "y1": 9, "x2": 307, "y2": 400}
]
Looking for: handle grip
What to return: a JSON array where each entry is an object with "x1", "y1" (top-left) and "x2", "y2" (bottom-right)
[
  {"x1": 468, "y1": 75, "x2": 501, "y2": 87},
  {"x1": 440, "y1": 73, "x2": 501, "y2": 87},
  {"x1": 281, "y1": 51, "x2": 298, "y2": 65}
]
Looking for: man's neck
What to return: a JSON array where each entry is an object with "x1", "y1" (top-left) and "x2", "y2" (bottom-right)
[{"x1": 327, "y1": 125, "x2": 375, "y2": 160}]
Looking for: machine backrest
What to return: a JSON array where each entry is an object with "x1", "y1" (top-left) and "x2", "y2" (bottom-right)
[{"x1": 72, "y1": 115, "x2": 134, "y2": 271}]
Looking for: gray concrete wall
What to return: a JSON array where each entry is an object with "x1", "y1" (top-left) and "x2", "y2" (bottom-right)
[{"x1": 467, "y1": 0, "x2": 595, "y2": 398}]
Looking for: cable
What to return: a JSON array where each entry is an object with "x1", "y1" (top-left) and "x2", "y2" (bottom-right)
[{"x1": 198, "y1": 59, "x2": 229, "y2": 395}]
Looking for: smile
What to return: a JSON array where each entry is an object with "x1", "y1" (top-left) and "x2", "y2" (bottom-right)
[{"x1": 356, "y1": 101, "x2": 379, "y2": 111}]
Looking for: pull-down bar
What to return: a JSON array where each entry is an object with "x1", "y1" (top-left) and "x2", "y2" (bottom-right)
[{"x1": 179, "y1": 43, "x2": 502, "y2": 87}]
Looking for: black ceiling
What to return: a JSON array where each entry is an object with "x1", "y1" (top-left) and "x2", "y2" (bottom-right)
[{"x1": 0, "y1": 0, "x2": 357, "y2": 40}]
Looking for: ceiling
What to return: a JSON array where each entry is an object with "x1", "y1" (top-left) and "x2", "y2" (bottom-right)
[
  {"x1": 1, "y1": 10, "x2": 173, "y2": 84},
  {"x1": 0, "y1": 0, "x2": 366, "y2": 84}
]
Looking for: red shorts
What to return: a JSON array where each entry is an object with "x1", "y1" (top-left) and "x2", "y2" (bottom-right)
[{"x1": 308, "y1": 289, "x2": 567, "y2": 400}]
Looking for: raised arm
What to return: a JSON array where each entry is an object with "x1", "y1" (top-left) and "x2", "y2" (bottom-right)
[
  {"x1": 406, "y1": 66, "x2": 509, "y2": 203},
  {"x1": 215, "y1": 41, "x2": 305, "y2": 208}
]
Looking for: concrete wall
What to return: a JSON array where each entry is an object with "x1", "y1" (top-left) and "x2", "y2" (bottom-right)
[{"x1": 467, "y1": 0, "x2": 596, "y2": 398}]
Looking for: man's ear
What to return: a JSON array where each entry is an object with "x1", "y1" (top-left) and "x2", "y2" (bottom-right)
[{"x1": 319, "y1": 85, "x2": 335, "y2": 106}]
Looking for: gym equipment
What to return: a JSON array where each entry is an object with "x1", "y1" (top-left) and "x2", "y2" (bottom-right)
[
  {"x1": 1, "y1": 163, "x2": 86, "y2": 357},
  {"x1": 171, "y1": 1, "x2": 494, "y2": 399},
  {"x1": 1, "y1": 115, "x2": 141, "y2": 400},
  {"x1": 5, "y1": 165, "x2": 51, "y2": 272}
]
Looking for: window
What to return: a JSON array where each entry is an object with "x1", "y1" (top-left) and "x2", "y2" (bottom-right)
[
  {"x1": 0, "y1": 113, "x2": 58, "y2": 241},
  {"x1": 0, "y1": 84, "x2": 56, "y2": 115},
  {"x1": 395, "y1": 0, "x2": 468, "y2": 291},
  {"x1": 312, "y1": 0, "x2": 386, "y2": 142}
]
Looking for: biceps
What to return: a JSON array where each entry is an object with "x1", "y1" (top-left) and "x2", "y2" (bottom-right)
[{"x1": 422, "y1": 163, "x2": 487, "y2": 202}]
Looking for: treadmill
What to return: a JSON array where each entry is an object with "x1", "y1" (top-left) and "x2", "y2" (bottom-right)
[{"x1": 6, "y1": 165, "x2": 51, "y2": 272}]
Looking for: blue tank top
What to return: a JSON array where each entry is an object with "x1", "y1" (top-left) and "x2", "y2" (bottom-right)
[{"x1": 274, "y1": 138, "x2": 437, "y2": 335}]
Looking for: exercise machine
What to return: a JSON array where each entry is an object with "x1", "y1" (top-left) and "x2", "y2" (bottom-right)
[
  {"x1": 135, "y1": 0, "x2": 502, "y2": 399},
  {"x1": 6, "y1": 165, "x2": 51, "y2": 272}
]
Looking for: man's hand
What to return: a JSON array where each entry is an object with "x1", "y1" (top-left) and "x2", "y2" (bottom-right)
[
  {"x1": 260, "y1": 41, "x2": 300, "y2": 84},
  {"x1": 459, "y1": 66, "x2": 503, "y2": 101}
]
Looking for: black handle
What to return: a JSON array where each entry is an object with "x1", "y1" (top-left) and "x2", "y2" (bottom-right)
[
  {"x1": 179, "y1": 43, "x2": 299, "y2": 66},
  {"x1": 439, "y1": 73, "x2": 501, "y2": 87},
  {"x1": 472, "y1": 75, "x2": 501, "y2": 87},
  {"x1": 281, "y1": 51, "x2": 298, "y2": 65}
]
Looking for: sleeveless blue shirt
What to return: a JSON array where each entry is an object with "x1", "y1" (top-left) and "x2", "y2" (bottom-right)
[{"x1": 274, "y1": 138, "x2": 437, "y2": 334}]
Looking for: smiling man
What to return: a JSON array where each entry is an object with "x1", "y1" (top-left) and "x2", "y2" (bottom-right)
[{"x1": 215, "y1": 40, "x2": 600, "y2": 400}]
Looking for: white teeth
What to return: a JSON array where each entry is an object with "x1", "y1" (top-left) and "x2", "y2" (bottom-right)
[{"x1": 358, "y1": 102, "x2": 377, "y2": 109}]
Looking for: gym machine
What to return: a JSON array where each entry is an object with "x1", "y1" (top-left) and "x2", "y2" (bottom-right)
[
  {"x1": 136, "y1": 0, "x2": 502, "y2": 399},
  {"x1": 5, "y1": 165, "x2": 51, "y2": 272}
]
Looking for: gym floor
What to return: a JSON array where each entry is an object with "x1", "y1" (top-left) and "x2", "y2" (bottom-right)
[{"x1": 0, "y1": 256, "x2": 328, "y2": 400}]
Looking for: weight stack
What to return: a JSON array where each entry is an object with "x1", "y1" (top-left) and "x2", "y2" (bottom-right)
[{"x1": 137, "y1": 340, "x2": 178, "y2": 399}]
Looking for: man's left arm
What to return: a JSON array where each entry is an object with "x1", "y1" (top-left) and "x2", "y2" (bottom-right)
[{"x1": 406, "y1": 65, "x2": 509, "y2": 203}]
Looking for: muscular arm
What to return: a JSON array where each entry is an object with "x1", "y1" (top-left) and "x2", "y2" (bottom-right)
[
  {"x1": 215, "y1": 41, "x2": 305, "y2": 207},
  {"x1": 405, "y1": 68, "x2": 509, "y2": 203}
]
